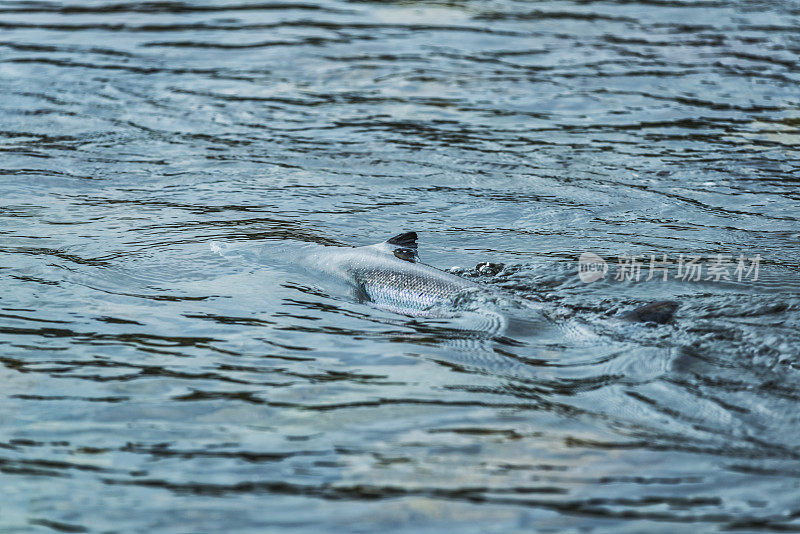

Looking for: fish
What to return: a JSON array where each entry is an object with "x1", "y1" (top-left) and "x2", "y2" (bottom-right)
[
  {"x1": 300, "y1": 231, "x2": 493, "y2": 317},
  {"x1": 299, "y1": 231, "x2": 679, "y2": 326}
]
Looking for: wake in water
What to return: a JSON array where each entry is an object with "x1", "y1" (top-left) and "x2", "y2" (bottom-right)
[{"x1": 209, "y1": 233, "x2": 679, "y2": 389}]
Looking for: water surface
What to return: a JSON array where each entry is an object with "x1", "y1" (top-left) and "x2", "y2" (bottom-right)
[{"x1": 2, "y1": 0, "x2": 800, "y2": 532}]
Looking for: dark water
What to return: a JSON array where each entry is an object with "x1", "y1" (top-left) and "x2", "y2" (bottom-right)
[{"x1": 2, "y1": 0, "x2": 800, "y2": 531}]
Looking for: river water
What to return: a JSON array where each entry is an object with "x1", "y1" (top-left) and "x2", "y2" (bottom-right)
[{"x1": 2, "y1": 1, "x2": 800, "y2": 532}]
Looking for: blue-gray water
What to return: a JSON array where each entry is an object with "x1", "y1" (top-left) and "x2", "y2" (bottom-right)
[{"x1": 2, "y1": 1, "x2": 800, "y2": 532}]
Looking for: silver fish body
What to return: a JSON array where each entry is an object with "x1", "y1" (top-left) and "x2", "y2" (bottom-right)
[{"x1": 302, "y1": 234, "x2": 486, "y2": 316}]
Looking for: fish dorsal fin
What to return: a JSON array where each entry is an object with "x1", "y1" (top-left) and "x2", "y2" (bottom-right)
[
  {"x1": 387, "y1": 231, "x2": 417, "y2": 249},
  {"x1": 385, "y1": 231, "x2": 418, "y2": 263}
]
